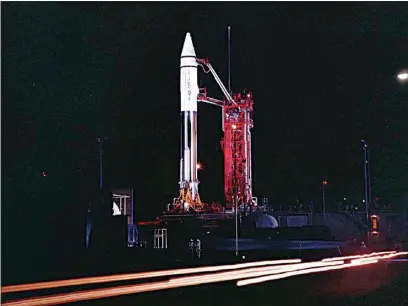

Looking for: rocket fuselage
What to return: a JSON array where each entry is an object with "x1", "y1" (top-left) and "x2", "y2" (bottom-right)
[{"x1": 180, "y1": 33, "x2": 199, "y2": 199}]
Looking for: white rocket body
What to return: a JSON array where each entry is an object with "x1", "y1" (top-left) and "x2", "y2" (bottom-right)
[{"x1": 180, "y1": 33, "x2": 199, "y2": 200}]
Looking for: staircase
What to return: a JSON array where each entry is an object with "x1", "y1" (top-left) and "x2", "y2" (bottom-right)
[
  {"x1": 314, "y1": 213, "x2": 366, "y2": 241},
  {"x1": 340, "y1": 211, "x2": 369, "y2": 231}
]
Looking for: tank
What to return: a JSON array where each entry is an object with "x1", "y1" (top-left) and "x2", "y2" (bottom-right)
[{"x1": 255, "y1": 214, "x2": 279, "y2": 229}]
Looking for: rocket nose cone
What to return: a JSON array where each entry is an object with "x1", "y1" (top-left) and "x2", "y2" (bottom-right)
[{"x1": 181, "y1": 32, "x2": 196, "y2": 57}]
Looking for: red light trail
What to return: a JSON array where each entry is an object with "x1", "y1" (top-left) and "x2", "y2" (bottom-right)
[
  {"x1": 236, "y1": 259, "x2": 379, "y2": 287},
  {"x1": 2, "y1": 251, "x2": 406, "y2": 306},
  {"x1": 322, "y1": 250, "x2": 397, "y2": 262},
  {"x1": 2, "y1": 261, "x2": 345, "y2": 306},
  {"x1": 2, "y1": 259, "x2": 301, "y2": 294}
]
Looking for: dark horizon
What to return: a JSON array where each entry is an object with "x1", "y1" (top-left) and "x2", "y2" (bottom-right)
[{"x1": 3, "y1": 2, "x2": 408, "y2": 224}]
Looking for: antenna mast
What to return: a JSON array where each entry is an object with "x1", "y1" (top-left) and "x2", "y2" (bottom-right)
[{"x1": 228, "y1": 26, "x2": 231, "y2": 94}]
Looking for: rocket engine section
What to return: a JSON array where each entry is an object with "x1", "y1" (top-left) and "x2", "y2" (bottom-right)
[{"x1": 179, "y1": 33, "x2": 201, "y2": 210}]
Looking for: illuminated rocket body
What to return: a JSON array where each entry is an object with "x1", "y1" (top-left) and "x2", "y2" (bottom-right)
[{"x1": 180, "y1": 33, "x2": 199, "y2": 200}]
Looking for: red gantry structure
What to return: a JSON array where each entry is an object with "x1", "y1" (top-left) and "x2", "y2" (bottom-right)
[
  {"x1": 220, "y1": 91, "x2": 254, "y2": 209},
  {"x1": 196, "y1": 64, "x2": 254, "y2": 210}
]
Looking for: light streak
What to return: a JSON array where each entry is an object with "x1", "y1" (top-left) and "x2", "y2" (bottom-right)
[
  {"x1": 237, "y1": 259, "x2": 378, "y2": 287},
  {"x1": 3, "y1": 260, "x2": 342, "y2": 306},
  {"x1": 2, "y1": 259, "x2": 301, "y2": 293},
  {"x1": 322, "y1": 251, "x2": 396, "y2": 262},
  {"x1": 351, "y1": 251, "x2": 408, "y2": 264},
  {"x1": 3, "y1": 250, "x2": 405, "y2": 305},
  {"x1": 168, "y1": 260, "x2": 344, "y2": 285}
]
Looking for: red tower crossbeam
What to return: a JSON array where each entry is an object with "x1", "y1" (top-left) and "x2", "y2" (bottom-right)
[{"x1": 221, "y1": 92, "x2": 254, "y2": 207}]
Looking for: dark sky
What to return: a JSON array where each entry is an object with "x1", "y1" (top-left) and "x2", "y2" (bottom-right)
[{"x1": 3, "y1": 2, "x2": 408, "y2": 221}]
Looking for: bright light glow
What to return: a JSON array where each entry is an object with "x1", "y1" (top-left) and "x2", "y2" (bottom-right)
[
  {"x1": 112, "y1": 202, "x2": 121, "y2": 216},
  {"x1": 197, "y1": 163, "x2": 202, "y2": 170},
  {"x1": 232, "y1": 124, "x2": 237, "y2": 130},
  {"x1": 397, "y1": 72, "x2": 408, "y2": 80}
]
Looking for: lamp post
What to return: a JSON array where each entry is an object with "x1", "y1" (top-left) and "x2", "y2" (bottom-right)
[
  {"x1": 361, "y1": 140, "x2": 370, "y2": 241},
  {"x1": 97, "y1": 137, "x2": 108, "y2": 190},
  {"x1": 322, "y1": 180, "x2": 327, "y2": 222},
  {"x1": 97, "y1": 137, "x2": 104, "y2": 190},
  {"x1": 367, "y1": 148, "x2": 372, "y2": 206}
]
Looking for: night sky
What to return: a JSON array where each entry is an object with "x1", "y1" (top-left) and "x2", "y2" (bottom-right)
[{"x1": 3, "y1": 2, "x2": 408, "y2": 227}]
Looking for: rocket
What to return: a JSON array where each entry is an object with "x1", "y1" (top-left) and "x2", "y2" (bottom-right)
[{"x1": 180, "y1": 33, "x2": 199, "y2": 200}]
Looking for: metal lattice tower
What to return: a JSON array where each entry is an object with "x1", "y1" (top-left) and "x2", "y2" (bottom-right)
[{"x1": 221, "y1": 92, "x2": 254, "y2": 207}]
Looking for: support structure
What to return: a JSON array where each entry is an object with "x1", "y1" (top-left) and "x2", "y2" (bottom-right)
[
  {"x1": 221, "y1": 92, "x2": 254, "y2": 208},
  {"x1": 196, "y1": 57, "x2": 254, "y2": 209}
]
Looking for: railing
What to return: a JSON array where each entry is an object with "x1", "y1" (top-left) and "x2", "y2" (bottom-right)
[
  {"x1": 154, "y1": 229, "x2": 168, "y2": 249},
  {"x1": 198, "y1": 213, "x2": 235, "y2": 220}
]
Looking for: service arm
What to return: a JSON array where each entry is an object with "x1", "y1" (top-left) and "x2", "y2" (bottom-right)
[{"x1": 196, "y1": 58, "x2": 237, "y2": 106}]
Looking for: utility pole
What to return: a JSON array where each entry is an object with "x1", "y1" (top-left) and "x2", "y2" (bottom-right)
[
  {"x1": 87, "y1": 136, "x2": 105, "y2": 249},
  {"x1": 97, "y1": 137, "x2": 105, "y2": 190},
  {"x1": 227, "y1": 26, "x2": 231, "y2": 95},
  {"x1": 367, "y1": 148, "x2": 372, "y2": 206},
  {"x1": 361, "y1": 140, "x2": 370, "y2": 242},
  {"x1": 322, "y1": 180, "x2": 327, "y2": 222}
]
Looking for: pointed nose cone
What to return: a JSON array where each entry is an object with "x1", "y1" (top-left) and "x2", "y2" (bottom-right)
[{"x1": 181, "y1": 32, "x2": 196, "y2": 57}]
